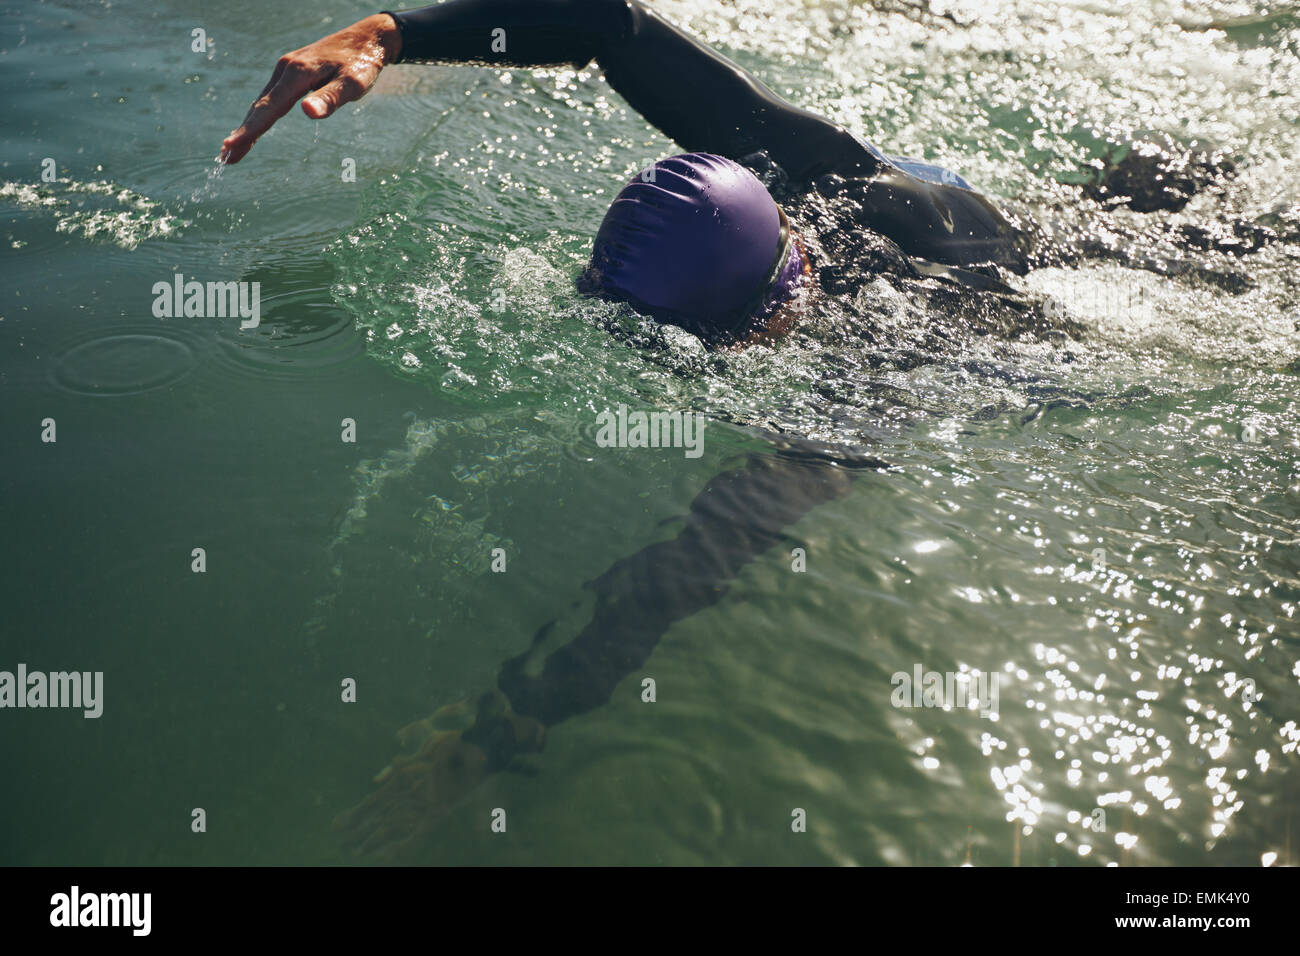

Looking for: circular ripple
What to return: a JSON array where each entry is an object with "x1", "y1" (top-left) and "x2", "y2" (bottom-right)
[
  {"x1": 209, "y1": 286, "x2": 366, "y2": 382},
  {"x1": 51, "y1": 331, "x2": 196, "y2": 397}
]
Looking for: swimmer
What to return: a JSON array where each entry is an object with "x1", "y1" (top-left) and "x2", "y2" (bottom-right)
[
  {"x1": 222, "y1": 3, "x2": 1281, "y2": 858},
  {"x1": 221, "y1": 0, "x2": 1057, "y2": 347},
  {"x1": 224, "y1": 1, "x2": 1275, "y2": 345}
]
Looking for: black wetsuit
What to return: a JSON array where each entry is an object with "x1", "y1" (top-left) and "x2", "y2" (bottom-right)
[
  {"x1": 362, "y1": 0, "x2": 1043, "y2": 781},
  {"x1": 384, "y1": 0, "x2": 1032, "y2": 280},
  {"x1": 359, "y1": 0, "x2": 1039, "y2": 768}
]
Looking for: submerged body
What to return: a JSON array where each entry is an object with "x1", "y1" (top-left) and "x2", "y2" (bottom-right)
[{"x1": 335, "y1": 437, "x2": 880, "y2": 858}]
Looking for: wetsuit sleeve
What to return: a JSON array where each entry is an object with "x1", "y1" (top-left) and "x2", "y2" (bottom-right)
[{"x1": 381, "y1": 0, "x2": 882, "y2": 182}]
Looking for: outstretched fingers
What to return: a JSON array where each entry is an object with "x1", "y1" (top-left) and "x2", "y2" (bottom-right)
[
  {"x1": 221, "y1": 57, "x2": 328, "y2": 164},
  {"x1": 219, "y1": 15, "x2": 399, "y2": 165}
]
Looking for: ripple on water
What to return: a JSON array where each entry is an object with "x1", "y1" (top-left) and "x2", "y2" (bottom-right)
[
  {"x1": 209, "y1": 286, "x2": 366, "y2": 383},
  {"x1": 50, "y1": 328, "x2": 197, "y2": 397}
]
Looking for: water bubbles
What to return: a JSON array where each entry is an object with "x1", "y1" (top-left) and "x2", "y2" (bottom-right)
[{"x1": 190, "y1": 157, "x2": 227, "y2": 203}]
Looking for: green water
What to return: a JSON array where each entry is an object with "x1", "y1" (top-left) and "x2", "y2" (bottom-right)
[{"x1": 1, "y1": 0, "x2": 1297, "y2": 865}]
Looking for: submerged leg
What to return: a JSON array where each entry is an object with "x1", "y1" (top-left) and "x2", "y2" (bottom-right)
[
  {"x1": 335, "y1": 439, "x2": 883, "y2": 858},
  {"x1": 498, "y1": 442, "x2": 882, "y2": 726}
]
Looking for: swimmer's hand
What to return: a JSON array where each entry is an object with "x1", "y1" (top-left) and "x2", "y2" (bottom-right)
[{"x1": 220, "y1": 14, "x2": 402, "y2": 164}]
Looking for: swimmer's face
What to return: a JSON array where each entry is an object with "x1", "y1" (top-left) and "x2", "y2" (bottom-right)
[{"x1": 734, "y1": 233, "x2": 816, "y2": 348}]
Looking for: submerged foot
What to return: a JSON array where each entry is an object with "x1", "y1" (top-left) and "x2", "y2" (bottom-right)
[{"x1": 333, "y1": 691, "x2": 545, "y2": 861}]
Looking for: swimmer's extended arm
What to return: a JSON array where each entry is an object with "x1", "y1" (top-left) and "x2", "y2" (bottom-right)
[
  {"x1": 222, "y1": 1, "x2": 878, "y2": 179},
  {"x1": 386, "y1": 0, "x2": 880, "y2": 181},
  {"x1": 385, "y1": 1, "x2": 1031, "y2": 267}
]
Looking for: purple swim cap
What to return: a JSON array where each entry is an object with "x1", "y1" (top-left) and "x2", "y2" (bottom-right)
[{"x1": 586, "y1": 153, "x2": 805, "y2": 338}]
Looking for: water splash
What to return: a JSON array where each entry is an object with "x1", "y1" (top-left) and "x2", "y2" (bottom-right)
[
  {"x1": 1, "y1": 177, "x2": 183, "y2": 249},
  {"x1": 190, "y1": 157, "x2": 228, "y2": 203}
]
